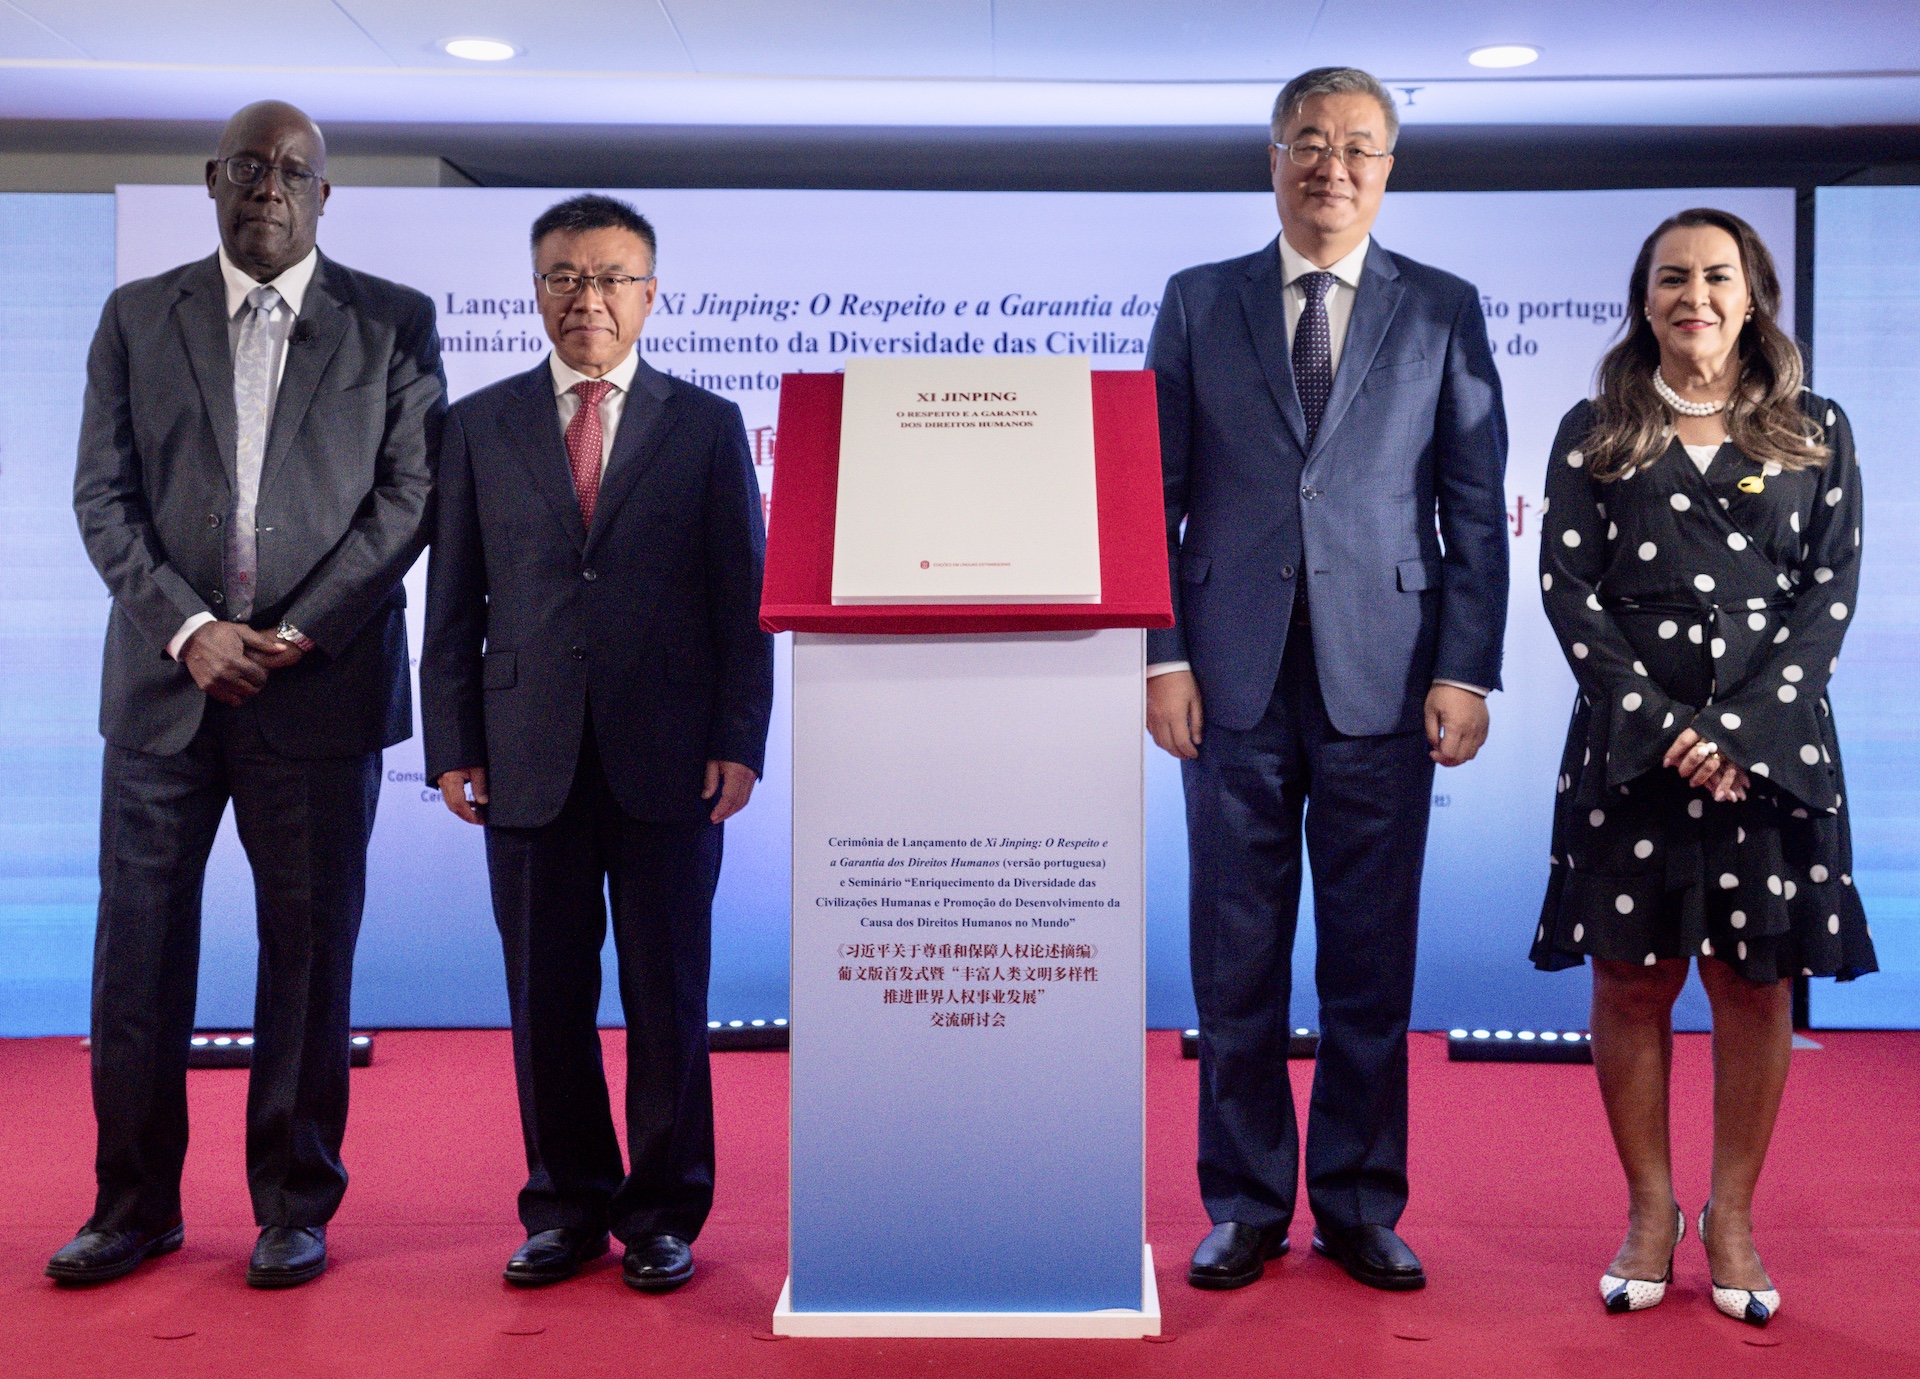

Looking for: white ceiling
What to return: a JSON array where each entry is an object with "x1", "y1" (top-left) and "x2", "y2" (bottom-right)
[{"x1": 2, "y1": 0, "x2": 1916, "y2": 126}]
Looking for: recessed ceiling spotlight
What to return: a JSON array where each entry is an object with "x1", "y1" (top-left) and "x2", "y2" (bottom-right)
[
  {"x1": 442, "y1": 37, "x2": 518, "y2": 62},
  {"x1": 1468, "y1": 44, "x2": 1540, "y2": 69}
]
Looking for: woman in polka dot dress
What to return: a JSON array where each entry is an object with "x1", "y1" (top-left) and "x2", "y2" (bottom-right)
[{"x1": 1532, "y1": 208, "x2": 1873, "y2": 1328}]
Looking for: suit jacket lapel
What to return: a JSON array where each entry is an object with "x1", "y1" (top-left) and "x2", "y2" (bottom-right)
[
  {"x1": 502, "y1": 362, "x2": 589, "y2": 549},
  {"x1": 257, "y1": 253, "x2": 350, "y2": 502},
  {"x1": 1309, "y1": 240, "x2": 1405, "y2": 460},
  {"x1": 1238, "y1": 240, "x2": 1310, "y2": 455},
  {"x1": 585, "y1": 356, "x2": 676, "y2": 555},
  {"x1": 173, "y1": 254, "x2": 238, "y2": 492}
]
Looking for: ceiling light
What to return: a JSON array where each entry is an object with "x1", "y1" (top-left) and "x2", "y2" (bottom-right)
[
  {"x1": 442, "y1": 37, "x2": 518, "y2": 62},
  {"x1": 1467, "y1": 44, "x2": 1539, "y2": 69}
]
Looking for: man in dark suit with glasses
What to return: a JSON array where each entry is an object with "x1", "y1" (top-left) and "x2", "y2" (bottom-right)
[
  {"x1": 55, "y1": 100, "x2": 443, "y2": 1288},
  {"x1": 1148, "y1": 67, "x2": 1509, "y2": 1294},
  {"x1": 422, "y1": 194, "x2": 772, "y2": 1294}
]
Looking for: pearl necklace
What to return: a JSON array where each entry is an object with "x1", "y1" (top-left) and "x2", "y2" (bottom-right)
[{"x1": 1652, "y1": 369, "x2": 1725, "y2": 417}]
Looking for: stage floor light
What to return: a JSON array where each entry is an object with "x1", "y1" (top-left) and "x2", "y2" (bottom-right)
[
  {"x1": 1447, "y1": 1028, "x2": 1593, "y2": 1064},
  {"x1": 706, "y1": 1020, "x2": 790, "y2": 1051},
  {"x1": 187, "y1": 1032, "x2": 376, "y2": 1069}
]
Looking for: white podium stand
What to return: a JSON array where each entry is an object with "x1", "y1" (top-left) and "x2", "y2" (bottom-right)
[
  {"x1": 760, "y1": 371, "x2": 1170, "y2": 1336},
  {"x1": 778, "y1": 630, "x2": 1154, "y2": 1335}
]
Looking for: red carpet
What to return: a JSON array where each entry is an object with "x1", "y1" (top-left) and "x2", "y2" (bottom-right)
[{"x1": 2, "y1": 1029, "x2": 1915, "y2": 1379}]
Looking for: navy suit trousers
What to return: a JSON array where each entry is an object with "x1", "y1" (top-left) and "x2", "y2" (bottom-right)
[
  {"x1": 1184, "y1": 631, "x2": 1434, "y2": 1233},
  {"x1": 484, "y1": 722, "x2": 722, "y2": 1244}
]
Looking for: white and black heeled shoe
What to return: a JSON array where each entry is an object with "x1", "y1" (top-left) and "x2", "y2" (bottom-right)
[
  {"x1": 1599, "y1": 1205, "x2": 1684, "y2": 1313},
  {"x1": 1700, "y1": 1204, "x2": 1780, "y2": 1327}
]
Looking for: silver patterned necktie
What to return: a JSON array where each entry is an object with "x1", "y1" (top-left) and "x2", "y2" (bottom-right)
[{"x1": 228, "y1": 284, "x2": 282, "y2": 622}]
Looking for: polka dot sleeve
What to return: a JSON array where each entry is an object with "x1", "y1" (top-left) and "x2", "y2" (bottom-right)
[
  {"x1": 1686, "y1": 396, "x2": 1862, "y2": 812},
  {"x1": 1539, "y1": 402, "x2": 1692, "y2": 790}
]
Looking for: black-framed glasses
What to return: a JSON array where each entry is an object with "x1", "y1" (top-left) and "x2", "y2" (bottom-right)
[
  {"x1": 218, "y1": 156, "x2": 323, "y2": 192},
  {"x1": 535, "y1": 271, "x2": 655, "y2": 298},
  {"x1": 1274, "y1": 141, "x2": 1392, "y2": 172}
]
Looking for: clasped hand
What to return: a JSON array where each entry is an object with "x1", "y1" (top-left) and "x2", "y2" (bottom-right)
[
  {"x1": 181, "y1": 621, "x2": 303, "y2": 706},
  {"x1": 1664, "y1": 728, "x2": 1749, "y2": 803}
]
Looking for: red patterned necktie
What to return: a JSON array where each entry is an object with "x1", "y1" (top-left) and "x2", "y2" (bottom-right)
[{"x1": 564, "y1": 379, "x2": 614, "y2": 526}]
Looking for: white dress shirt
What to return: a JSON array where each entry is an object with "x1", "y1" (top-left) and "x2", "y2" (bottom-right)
[
  {"x1": 167, "y1": 247, "x2": 320, "y2": 660},
  {"x1": 549, "y1": 347, "x2": 640, "y2": 476},
  {"x1": 1147, "y1": 234, "x2": 1488, "y2": 699},
  {"x1": 1277, "y1": 232, "x2": 1371, "y2": 374}
]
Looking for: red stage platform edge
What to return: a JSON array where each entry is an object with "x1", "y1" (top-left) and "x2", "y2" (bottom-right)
[
  {"x1": 759, "y1": 369, "x2": 1174, "y2": 635},
  {"x1": 4, "y1": 1029, "x2": 1916, "y2": 1379}
]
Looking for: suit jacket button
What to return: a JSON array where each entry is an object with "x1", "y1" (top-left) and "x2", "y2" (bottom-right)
[
  {"x1": 1302, "y1": 487, "x2": 1318, "y2": 500},
  {"x1": 209, "y1": 590, "x2": 224, "y2": 605},
  {"x1": 571, "y1": 645, "x2": 586, "y2": 661},
  {"x1": 207, "y1": 513, "x2": 222, "y2": 528},
  {"x1": 1281, "y1": 564, "x2": 1295, "y2": 580},
  {"x1": 582, "y1": 569, "x2": 597, "y2": 582}
]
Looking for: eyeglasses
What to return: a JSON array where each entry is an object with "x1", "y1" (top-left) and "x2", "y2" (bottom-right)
[
  {"x1": 1274, "y1": 141, "x2": 1392, "y2": 172},
  {"x1": 535, "y1": 272, "x2": 655, "y2": 299},
  {"x1": 219, "y1": 156, "x2": 323, "y2": 193}
]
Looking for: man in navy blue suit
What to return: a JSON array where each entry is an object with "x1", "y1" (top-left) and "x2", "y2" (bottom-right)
[
  {"x1": 1148, "y1": 68, "x2": 1508, "y2": 1293},
  {"x1": 421, "y1": 195, "x2": 772, "y2": 1293}
]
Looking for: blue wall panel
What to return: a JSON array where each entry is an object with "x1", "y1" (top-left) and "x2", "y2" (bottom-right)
[
  {"x1": 0, "y1": 194, "x2": 114, "y2": 1036},
  {"x1": 1812, "y1": 187, "x2": 1920, "y2": 1029}
]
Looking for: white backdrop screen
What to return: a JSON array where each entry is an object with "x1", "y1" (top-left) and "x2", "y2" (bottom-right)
[{"x1": 102, "y1": 184, "x2": 1797, "y2": 1032}]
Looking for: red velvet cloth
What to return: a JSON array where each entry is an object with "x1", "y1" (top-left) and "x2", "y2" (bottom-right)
[{"x1": 759, "y1": 370, "x2": 1173, "y2": 634}]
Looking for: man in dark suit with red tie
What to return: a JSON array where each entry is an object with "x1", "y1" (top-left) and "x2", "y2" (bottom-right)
[{"x1": 420, "y1": 195, "x2": 773, "y2": 1292}]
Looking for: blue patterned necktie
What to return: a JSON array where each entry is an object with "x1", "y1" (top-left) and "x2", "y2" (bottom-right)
[
  {"x1": 1292, "y1": 270, "x2": 1336, "y2": 444},
  {"x1": 228, "y1": 284, "x2": 282, "y2": 622}
]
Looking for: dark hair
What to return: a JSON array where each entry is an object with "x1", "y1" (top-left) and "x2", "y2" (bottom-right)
[
  {"x1": 530, "y1": 194, "x2": 657, "y2": 263},
  {"x1": 1585, "y1": 207, "x2": 1824, "y2": 481},
  {"x1": 1271, "y1": 66, "x2": 1398, "y2": 150}
]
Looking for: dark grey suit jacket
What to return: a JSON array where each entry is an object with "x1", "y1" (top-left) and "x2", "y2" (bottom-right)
[
  {"x1": 74, "y1": 251, "x2": 445, "y2": 759},
  {"x1": 1148, "y1": 238, "x2": 1509, "y2": 736},
  {"x1": 419, "y1": 355, "x2": 773, "y2": 829}
]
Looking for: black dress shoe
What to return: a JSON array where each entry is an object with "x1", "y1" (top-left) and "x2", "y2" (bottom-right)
[
  {"x1": 247, "y1": 1226, "x2": 328, "y2": 1289},
  {"x1": 1188, "y1": 1221, "x2": 1291, "y2": 1290},
  {"x1": 45, "y1": 1220, "x2": 185, "y2": 1285},
  {"x1": 622, "y1": 1234, "x2": 694, "y2": 1292},
  {"x1": 1312, "y1": 1222, "x2": 1426, "y2": 1291},
  {"x1": 505, "y1": 1228, "x2": 610, "y2": 1287}
]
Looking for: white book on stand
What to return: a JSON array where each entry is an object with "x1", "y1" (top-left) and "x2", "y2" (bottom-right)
[{"x1": 830, "y1": 356, "x2": 1101, "y2": 604}]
